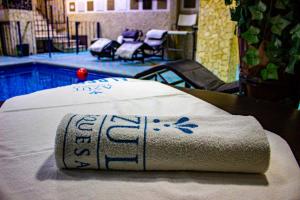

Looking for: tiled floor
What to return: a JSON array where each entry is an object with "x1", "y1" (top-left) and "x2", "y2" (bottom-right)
[{"x1": 0, "y1": 51, "x2": 167, "y2": 77}]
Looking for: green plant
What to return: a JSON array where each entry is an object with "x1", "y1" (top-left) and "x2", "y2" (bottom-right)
[{"x1": 225, "y1": 0, "x2": 300, "y2": 81}]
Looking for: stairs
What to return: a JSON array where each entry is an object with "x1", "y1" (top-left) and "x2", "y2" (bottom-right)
[{"x1": 33, "y1": 11, "x2": 86, "y2": 53}]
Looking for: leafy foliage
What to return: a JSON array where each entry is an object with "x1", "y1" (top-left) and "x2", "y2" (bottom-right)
[
  {"x1": 290, "y1": 24, "x2": 300, "y2": 40},
  {"x1": 275, "y1": 0, "x2": 289, "y2": 9},
  {"x1": 241, "y1": 26, "x2": 260, "y2": 44},
  {"x1": 249, "y1": 1, "x2": 267, "y2": 20},
  {"x1": 227, "y1": 0, "x2": 300, "y2": 79},
  {"x1": 270, "y1": 15, "x2": 291, "y2": 36},
  {"x1": 286, "y1": 24, "x2": 300, "y2": 73},
  {"x1": 260, "y1": 63, "x2": 279, "y2": 80},
  {"x1": 243, "y1": 47, "x2": 260, "y2": 66}
]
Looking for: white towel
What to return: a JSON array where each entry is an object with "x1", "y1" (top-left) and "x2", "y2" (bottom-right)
[
  {"x1": 144, "y1": 38, "x2": 164, "y2": 47},
  {"x1": 89, "y1": 38, "x2": 112, "y2": 52},
  {"x1": 115, "y1": 42, "x2": 143, "y2": 59},
  {"x1": 55, "y1": 113, "x2": 270, "y2": 173},
  {"x1": 146, "y1": 29, "x2": 167, "y2": 39}
]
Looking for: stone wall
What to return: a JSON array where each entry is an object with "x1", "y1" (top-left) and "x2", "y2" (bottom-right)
[
  {"x1": 0, "y1": 9, "x2": 36, "y2": 56},
  {"x1": 67, "y1": 0, "x2": 178, "y2": 50},
  {"x1": 68, "y1": 11, "x2": 172, "y2": 43},
  {"x1": 196, "y1": 0, "x2": 239, "y2": 82}
]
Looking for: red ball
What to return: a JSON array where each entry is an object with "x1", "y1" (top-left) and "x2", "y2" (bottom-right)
[{"x1": 76, "y1": 68, "x2": 88, "y2": 81}]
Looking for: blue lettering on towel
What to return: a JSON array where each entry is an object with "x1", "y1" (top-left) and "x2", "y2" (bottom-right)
[
  {"x1": 105, "y1": 155, "x2": 138, "y2": 170},
  {"x1": 106, "y1": 116, "x2": 141, "y2": 144},
  {"x1": 106, "y1": 125, "x2": 139, "y2": 144},
  {"x1": 63, "y1": 115, "x2": 100, "y2": 169},
  {"x1": 73, "y1": 83, "x2": 112, "y2": 94},
  {"x1": 75, "y1": 115, "x2": 97, "y2": 131},
  {"x1": 111, "y1": 115, "x2": 140, "y2": 124},
  {"x1": 74, "y1": 148, "x2": 90, "y2": 156},
  {"x1": 75, "y1": 160, "x2": 90, "y2": 168},
  {"x1": 75, "y1": 136, "x2": 91, "y2": 144},
  {"x1": 63, "y1": 114, "x2": 198, "y2": 170},
  {"x1": 72, "y1": 78, "x2": 128, "y2": 95},
  {"x1": 152, "y1": 117, "x2": 198, "y2": 134},
  {"x1": 100, "y1": 115, "x2": 144, "y2": 170}
]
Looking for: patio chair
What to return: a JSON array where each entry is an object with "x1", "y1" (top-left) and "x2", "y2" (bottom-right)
[
  {"x1": 89, "y1": 29, "x2": 142, "y2": 61},
  {"x1": 176, "y1": 14, "x2": 198, "y2": 30},
  {"x1": 115, "y1": 29, "x2": 168, "y2": 63},
  {"x1": 168, "y1": 14, "x2": 198, "y2": 59},
  {"x1": 134, "y1": 59, "x2": 239, "y2": 94}
]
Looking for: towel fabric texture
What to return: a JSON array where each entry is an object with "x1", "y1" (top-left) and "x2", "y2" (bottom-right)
[
  {"x1": 88, "y1": 38, "x2": 112, "y2": 53},
  {"x1": 55, "y1": 113, "x2": 270, "y2": 173},
  {"x1": 115, "y1": 42, "x2": 143, "y2": 59}
]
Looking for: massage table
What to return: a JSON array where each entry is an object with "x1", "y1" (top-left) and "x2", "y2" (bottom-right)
[{"x1": 0, "y1": 78, "x2": 299, "y2": 200}]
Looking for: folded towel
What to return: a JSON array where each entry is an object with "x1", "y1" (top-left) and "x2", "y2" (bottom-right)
[
  {"x1": 55, "y1": 114, "x2": 270, "y2": 173},
  {"x1": 115, "y1": 42, "x2": 143, "y2": 59},
  {"x1": 144, "y1": 38, "x2": 164, "y2": 47},
  {"x1": 88, "y1": 38, "x2": 112, "y2": 52},
  {"x1": 146, "y1": 29, "x2": 167, "y2": 40}
]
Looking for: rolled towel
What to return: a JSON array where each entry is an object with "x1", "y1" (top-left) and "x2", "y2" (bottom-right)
[{"x1": 55, "y1": 114, "x2": 270, "y2": 173}]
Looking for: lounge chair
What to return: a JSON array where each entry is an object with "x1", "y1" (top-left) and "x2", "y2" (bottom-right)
[
  {"x1": 134, "y1": 59, "x2": 239, "y2": 94},
  {"x1": 115, "y1": 29, "x2": 168, "y2": 63},
  {"x1": 89, "y1": 29, "x2": 142, "y2": 60},
  {"x1": 89, "y1": 39, "x2": 120, "y2": 61}
]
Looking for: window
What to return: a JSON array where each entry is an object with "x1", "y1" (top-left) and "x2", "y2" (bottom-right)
[
  {"x1": 115, "y1": 0, "x2": 127, "y2": 11},
  {"x1": 143, "y1": 0, "x2": 152, "y2": 10},
  {"x1": 157, "y1": 0, "x2": 167, "y2": 9},
  {"x1": 107, "y1": 0, "x2": 114, "y2": 10},
  {"x1": 87, "y1": 1, "x2": 94, "y2": 11},
  {"x1": 183, "y1": 0, "x2": 196, "y2": 9},
  {"x1": 95, "y1": 0, "x2": 105, "y2": 11},
  {"x1": 69, "y1": 2, "x2": 76, "y2": 12},
  {"x1": 130, "y1": 0, "x2": 139, "y2": 10},
  {"x1": 181, "y1": 0, "x2": 199, "y2": 10},
  {"x1": 77, "y1": 0, "x2": 85, "y2": 12},
  {"x1": 68, "y1": 0, "x2": 170, "y2": 13}
]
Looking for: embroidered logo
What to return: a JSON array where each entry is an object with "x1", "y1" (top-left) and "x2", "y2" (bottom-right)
[
  {"x1": 72, "y1": 77, "x2": 127, "y2": 95},
  {"x1": 153, "y1": 117, "x2": 198, "y2": 134}
]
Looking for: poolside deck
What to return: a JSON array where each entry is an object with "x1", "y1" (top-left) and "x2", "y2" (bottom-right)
[{"x1": 0, "y1": 51, "x2": 168, "y2": 77}]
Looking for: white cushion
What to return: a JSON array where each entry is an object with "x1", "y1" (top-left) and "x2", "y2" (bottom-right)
[
  {"x1": 177, "y1": 14, "x2": 197, "y2": 27},
  {"x1": 146, "y1": 29, "x2": 167, "y2": 40}
]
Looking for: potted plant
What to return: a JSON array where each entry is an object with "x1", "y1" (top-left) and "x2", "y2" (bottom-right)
[{"x1": 225, "y1": 0, "x2": 300, "y2": 107}]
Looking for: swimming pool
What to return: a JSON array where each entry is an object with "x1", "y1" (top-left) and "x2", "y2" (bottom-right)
[{"x1": 0, "y1": 62, "x2": 125, "y2": 101}]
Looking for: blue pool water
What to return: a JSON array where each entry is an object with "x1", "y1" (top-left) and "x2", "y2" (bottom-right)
[{"x1": 0, "y1": 62, "x2": 123, "y2": 101}]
